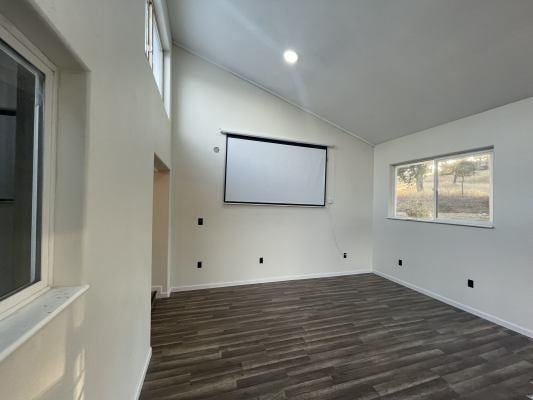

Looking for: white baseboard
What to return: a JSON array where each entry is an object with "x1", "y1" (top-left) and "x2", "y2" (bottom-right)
[
  {"x1": 134, "y1": 347, "x2": 152, "y2": 400},
  {"x1": 151, "y1": 286, "x2": 169, "y2": 298},
  {"x1": 374, "y1": 270, "x2": 533, "y2": 339},
  {"x1": 170, "y1": 269, "x2": 372, "y2": 293}
]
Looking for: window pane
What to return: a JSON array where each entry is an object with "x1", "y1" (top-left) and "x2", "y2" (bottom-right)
[
  {"x1": 437, "y1": 153, "x2": 491, "y2": 222},
  {"x1": 152, "y1": 19, "x2": 163, "y2": 94},
  {"x1": 0, "y1": 41, "x2": 43, "y2": 300},
  {"x1": 395, "y1": 161, "x2": 434, "y2": 219},
  {"x1": 144, "y1": 1, "x2": 151, "y2": 60}
]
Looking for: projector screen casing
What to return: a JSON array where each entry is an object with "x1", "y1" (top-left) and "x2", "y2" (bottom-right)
[{"x1": 224, "y1": 134, "x2": 327, "y2": 207}]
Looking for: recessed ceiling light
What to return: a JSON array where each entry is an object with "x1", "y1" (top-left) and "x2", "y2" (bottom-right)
[{"x1": 283, "y1": 49, "x2": 298, "y2": 65}]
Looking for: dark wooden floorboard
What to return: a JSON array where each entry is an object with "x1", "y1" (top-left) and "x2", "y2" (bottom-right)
[{"x1": 140, "y1": 274, "x2": 533, "y2": 400}]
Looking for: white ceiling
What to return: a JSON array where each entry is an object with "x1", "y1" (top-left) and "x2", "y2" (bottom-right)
[{"x1": 167, "y1": 0, "x2": 533, "y2": 145}]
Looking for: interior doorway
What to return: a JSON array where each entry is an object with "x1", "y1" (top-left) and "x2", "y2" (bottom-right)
[{"x1": 152, "y1": 154, "x2": 170, "y2": 302}]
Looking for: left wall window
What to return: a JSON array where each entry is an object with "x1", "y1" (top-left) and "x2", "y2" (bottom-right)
[
  {"x1": 0, "y1": 21, "x2": 54, "y2": 317},
  {"x1": 0, "y1": 40, "x2": 44, "y2": 302},
  {"x1": 145, "y1": 0, "x2": 164, "y2": 96}
]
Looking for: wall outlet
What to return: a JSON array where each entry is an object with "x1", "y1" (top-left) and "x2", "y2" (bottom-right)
[
  {"x1": 197, "y1": 261, "x2": 202, "y2": 269},
  {"x1": 468, "y1": 279, "x2": 474, "y2": 288},
  {"x1": 398, "y1": 259, "x2": 403, "y2": 266},
  {"x1": 198, "y1": 218, "x2": 204, "y2": 226},
  {"x1": 343, "y1": 253, "x2": 347, "y2": 259},
  {"x1": 259, "y1": 257, "x2": 264, "y2": 264}
]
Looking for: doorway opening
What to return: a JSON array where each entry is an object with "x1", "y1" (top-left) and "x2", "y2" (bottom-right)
[{"x1": 151, "y1": 154, "x2": 170, "y2": 306}]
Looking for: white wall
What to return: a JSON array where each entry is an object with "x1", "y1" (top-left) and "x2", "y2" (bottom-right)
[
  {"x1": 373, "y1": 97, "x2": 533, "y2": 336},
  {"x1": 0, "y1": 0, "x2": 172, "y2": 399},
  {"x1": 170, "y1": 48, "x2": 374, "y2": 290}
]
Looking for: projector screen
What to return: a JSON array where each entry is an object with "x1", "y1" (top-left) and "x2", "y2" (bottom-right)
[{"x1": 224, "y1": 134, "x2": 327, "y2": 206}]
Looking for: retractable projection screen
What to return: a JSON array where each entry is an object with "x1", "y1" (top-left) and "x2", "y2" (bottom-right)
[{"x1": 224, "y1": 134, "x2": 327, "y2": 206}]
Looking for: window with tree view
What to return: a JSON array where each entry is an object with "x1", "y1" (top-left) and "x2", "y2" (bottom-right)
[{"x1": 393, "y1": 150, "x2": 492, "y2": 225}]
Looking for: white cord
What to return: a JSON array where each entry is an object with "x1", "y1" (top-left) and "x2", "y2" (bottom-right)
[{"x1": 326, "y1": 204, "x2": 344, "y2": 258}]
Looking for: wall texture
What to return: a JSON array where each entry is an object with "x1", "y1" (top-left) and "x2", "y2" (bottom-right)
[
  {"x1": 0, "y1": 0, "x2": 171, "y2": 399},
  {"x1": 373, "y1": 97, "x2": 533, "y2": 336},
  {"x1": 170, "y1": 47, "x2": 374, "y2": 290}
]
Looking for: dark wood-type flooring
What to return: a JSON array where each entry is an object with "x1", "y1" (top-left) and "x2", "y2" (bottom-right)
[{"x1": 140, "y1": 274, "x2": 533, "y2": 400}]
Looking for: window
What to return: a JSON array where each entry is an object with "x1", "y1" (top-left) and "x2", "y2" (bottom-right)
[
  {"x1": 145, "y1": 0, "x2": 164, "y2": 95},
  {"x1": 0, "y1": 27, "x2": 54, "y2": 316},
  {"x1": 394, "y1": 161, "x2": 435, "y2": 220},
  {"x1": 393, "y1": 149, "x2": 493, "y2": 226}
]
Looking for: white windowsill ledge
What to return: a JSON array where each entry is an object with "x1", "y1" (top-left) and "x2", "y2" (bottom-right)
[
  {"x1": 0, "y1": 285, "x2": 89, "y2": 363},
  {"x1": 387, "y1": 217, "x2": 494, "y2": 229}
]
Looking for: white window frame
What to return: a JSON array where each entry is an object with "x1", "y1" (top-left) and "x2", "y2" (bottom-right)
[
  {"x1": 390, "y1": 148, "x2": 494, "y2": 228},
  {"x1": 152, "y1": 19, "x2": 163, "y2": 94},
  {"x1": 0, "y1": 21, "x2": 57, "y2": 319},
  {"x1": 145, "y1": 0, "x2": 164, "y2": 96},
  {"x1": 145, "y1": 0, "x2": 154, "y2": 66}
]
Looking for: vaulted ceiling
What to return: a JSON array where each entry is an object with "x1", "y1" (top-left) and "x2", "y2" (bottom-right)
[{"x1": 167, "y1": 0, "x2": 533, "y2": 144}]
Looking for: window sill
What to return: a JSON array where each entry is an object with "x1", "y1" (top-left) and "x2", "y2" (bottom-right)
[
  {"x1": 387, "y1": 217, "x2": 494, "y2": 229},
  {"x1": 0, "y1": 285, "x2": 89, "y2": 363}
]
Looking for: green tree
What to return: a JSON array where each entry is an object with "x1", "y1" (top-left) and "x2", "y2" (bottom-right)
[
  {"x1": 454, "y1": 160, "x2": 476, "y2": 196},
  {"x1": 397, "y1": 164, "x2": 429, "y2": 192}
]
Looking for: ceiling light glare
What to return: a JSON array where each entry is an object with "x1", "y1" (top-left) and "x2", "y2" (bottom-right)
[{"x1": 283, "y1": 49, "x2": 299, "y2": 65}]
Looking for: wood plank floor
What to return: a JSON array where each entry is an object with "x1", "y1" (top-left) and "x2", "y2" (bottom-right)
[{"x1": 140, "y1": 274, "x2": 533, "y2": 400}]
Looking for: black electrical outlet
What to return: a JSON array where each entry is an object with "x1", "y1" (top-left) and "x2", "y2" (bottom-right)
[
  {"x1": 468, "y1": 279, "x2": 474, "y2": 288},
  {"x1": 343, "y1": 253, "x2": 347, "y2": 259},
  {"x1": 198, "y1": 218, "x2": 204, "y2": 226},
  {"x1": 197, "y1": 261, "x2": 202, "y2": 269},
  {"x1": 398, "y1": 259, "x2": 403, "y2": 266},
  {"x1": 259, "y1": 257, "x2": 264, "y2": 264}
]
